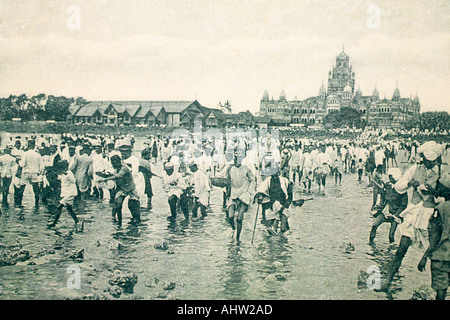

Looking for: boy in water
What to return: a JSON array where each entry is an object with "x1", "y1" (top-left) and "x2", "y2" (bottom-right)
[
  {"x1": 369, "y1": 168, "x2": 408, "y2": 244},
  {"x1": 357, "y1": 158, "x2": 365, "y2": 182},
  {"x1": 371, "y1": 164, "x2": 385, "y2": 211},
  {"x1": 333, "y1": 157, "x2": 343, "y2": 185},
  {"x1": 47, "y1": 160, "x2": 79, "y2": 228},
  {"x1": 162, "y1": 162, "x2": 189, "y2": 222}
]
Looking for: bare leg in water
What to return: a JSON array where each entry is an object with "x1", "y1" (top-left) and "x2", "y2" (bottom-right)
[
  {"x1": 235, "y1": 202, "x2": 248, "y2": 243},
  {"x1": 227, "y1": 200, "x2": 248, "y2": 243},
  {"x1": 380, "y1": 236, "x2": 412, "y2": 290}
]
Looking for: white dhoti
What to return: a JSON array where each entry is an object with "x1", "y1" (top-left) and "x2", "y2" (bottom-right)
[
  {"x1": 135, "y1": 172, "x2": 146, "y2": 207},
  {"x1": 398, "y1": 201, "x2": 434, "y2": 249}
]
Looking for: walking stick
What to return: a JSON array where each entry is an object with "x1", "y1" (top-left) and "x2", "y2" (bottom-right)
[{"x1": 251, "y1": 203, "x2": 260, "y2": 245}]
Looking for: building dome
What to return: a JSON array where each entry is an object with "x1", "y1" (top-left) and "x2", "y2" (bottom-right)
[
  {"x1": 262, "y1": 90, "x2": 269, "y2": 101},
  {"x1": 337, "y1": 50, "x2": 348, "y2": 60},
  {"x1": 319, "y1": 81, "x2": 326, "y2": 96},
  {"x1": 279, "y1": 90, "x2": 286, "y2": 101},
  {"x1": 372, "y1": 87, "x2": 379, "y2": 97},
  {"x1": 393, "y1": 87, "x2": 401, "y2": 99},
  {"x1": 344, "y1": 83, "x2": 352, "y2": 93}
]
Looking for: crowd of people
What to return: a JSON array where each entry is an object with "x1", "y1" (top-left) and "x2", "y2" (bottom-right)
[{"x1": 0, "y1": 130, "x2": 449, "y2": 299}]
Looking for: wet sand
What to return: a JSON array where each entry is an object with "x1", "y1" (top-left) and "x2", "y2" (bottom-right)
[{"x1": 0, "y1": 148, "x2": 447, "y2": 300}]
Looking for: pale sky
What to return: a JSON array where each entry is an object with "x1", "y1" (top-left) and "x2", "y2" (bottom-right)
[{"x1": 0, "y1": 0, "x2": 449, "y2": 113}]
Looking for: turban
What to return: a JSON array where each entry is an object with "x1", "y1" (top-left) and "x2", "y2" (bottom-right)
[
  {"x1": 417, "y1": 141, "x2": 444, "y2": 161},
  {"x1": 164, "y1": 162, "x2": 174, "y2": 170},
  {"x1": 118, "y1": 144, "x2": 132, "y2": 152},
  {"x1": 387, "y1": 168, "x2": 403, "y2": 181}
]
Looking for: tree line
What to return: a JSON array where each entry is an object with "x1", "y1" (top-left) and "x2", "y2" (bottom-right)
[
  {"x1": 325, "y1": 107, "x2": 449, "y2": 132},
  {"x1": 0, "y1": 94, "x2": 448, "y2": 132},
  {"x1": 0, "y1": 94, "x2": 87, "y2": 122},
  {"x1": 404, "y1": 111, "x2": 450, "y2": 132}
]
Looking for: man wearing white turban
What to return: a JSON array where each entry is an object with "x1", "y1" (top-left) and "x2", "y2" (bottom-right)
[
  {"x1": 381, "y1": 140, "x2": 444, "y2": 290},
  {"x1": 417, "y1": 141, "x2": 445, "y2": 163}
]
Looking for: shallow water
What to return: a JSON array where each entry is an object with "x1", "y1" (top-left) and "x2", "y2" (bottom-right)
[{"x1": 0, "y1": 148, "x2": 447, "y2": 300}]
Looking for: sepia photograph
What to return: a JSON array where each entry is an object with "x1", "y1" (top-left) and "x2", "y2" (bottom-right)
[{"x1": 0, "y1": 0, "x2": 449, "y2": 307}]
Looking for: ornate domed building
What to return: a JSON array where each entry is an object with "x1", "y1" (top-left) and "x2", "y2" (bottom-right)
[{"x1": 259, "y1": 48, "x2": 420, "y2": 129}]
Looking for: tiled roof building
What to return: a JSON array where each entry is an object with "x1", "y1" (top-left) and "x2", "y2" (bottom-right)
[{"x1": 68, "y1": 100, "x2": 273, "y2": 129}]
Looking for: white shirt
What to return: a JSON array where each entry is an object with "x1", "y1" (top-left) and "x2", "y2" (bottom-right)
[
  {"x1": 303, "y1": 152, "x2": 313, "y2": 168},
  {"x1": 375, "y1": 149, "x2": 385, "y2": 166},
  {"x1": 0, "y1": 154, "x2": 17, "y2": 178},
  {"x1": 20, "y1": 149, "x2": 41, "y2": 174},
  {"x1": 162, "y1": 170, "x2": 186, "y2": 197},
  {"x1": 59, "y1": 171, "x2": 78, "y2": 197}
]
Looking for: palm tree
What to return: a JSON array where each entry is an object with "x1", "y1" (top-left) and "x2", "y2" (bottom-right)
[{"x1": 219, "y1": 100, "x2": 232, "y2": 114}]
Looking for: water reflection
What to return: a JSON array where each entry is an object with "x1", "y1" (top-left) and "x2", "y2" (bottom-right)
[{"x1": 221, "y1": 244, "x2": 249, "y2": 299}]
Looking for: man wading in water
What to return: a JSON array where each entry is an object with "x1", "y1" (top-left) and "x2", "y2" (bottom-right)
[
  {"x1": 255, "y1": 158, "x2": 293, "y2": 235},
  {"x1": 47, "y1": 160, "x2": 79, "y2": 228},
  {"x1": 380, "y1": 141, "x2": 444, "y2": 291},
  {"x1": 97, "y1": 155, "x2": 141, "y2": 228},
  {"x1": 162, "y1": 161, "x2": 189, "y2": 222},
  {"x1": 369, "y1": 168, "x2": 407, "y2": 244},
  {"x1": 417, "y1": 171, "x2": 450, "y2": 300},
  {"x1": 222, "y1": 150, "x2": 255, "y2": 244}
]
